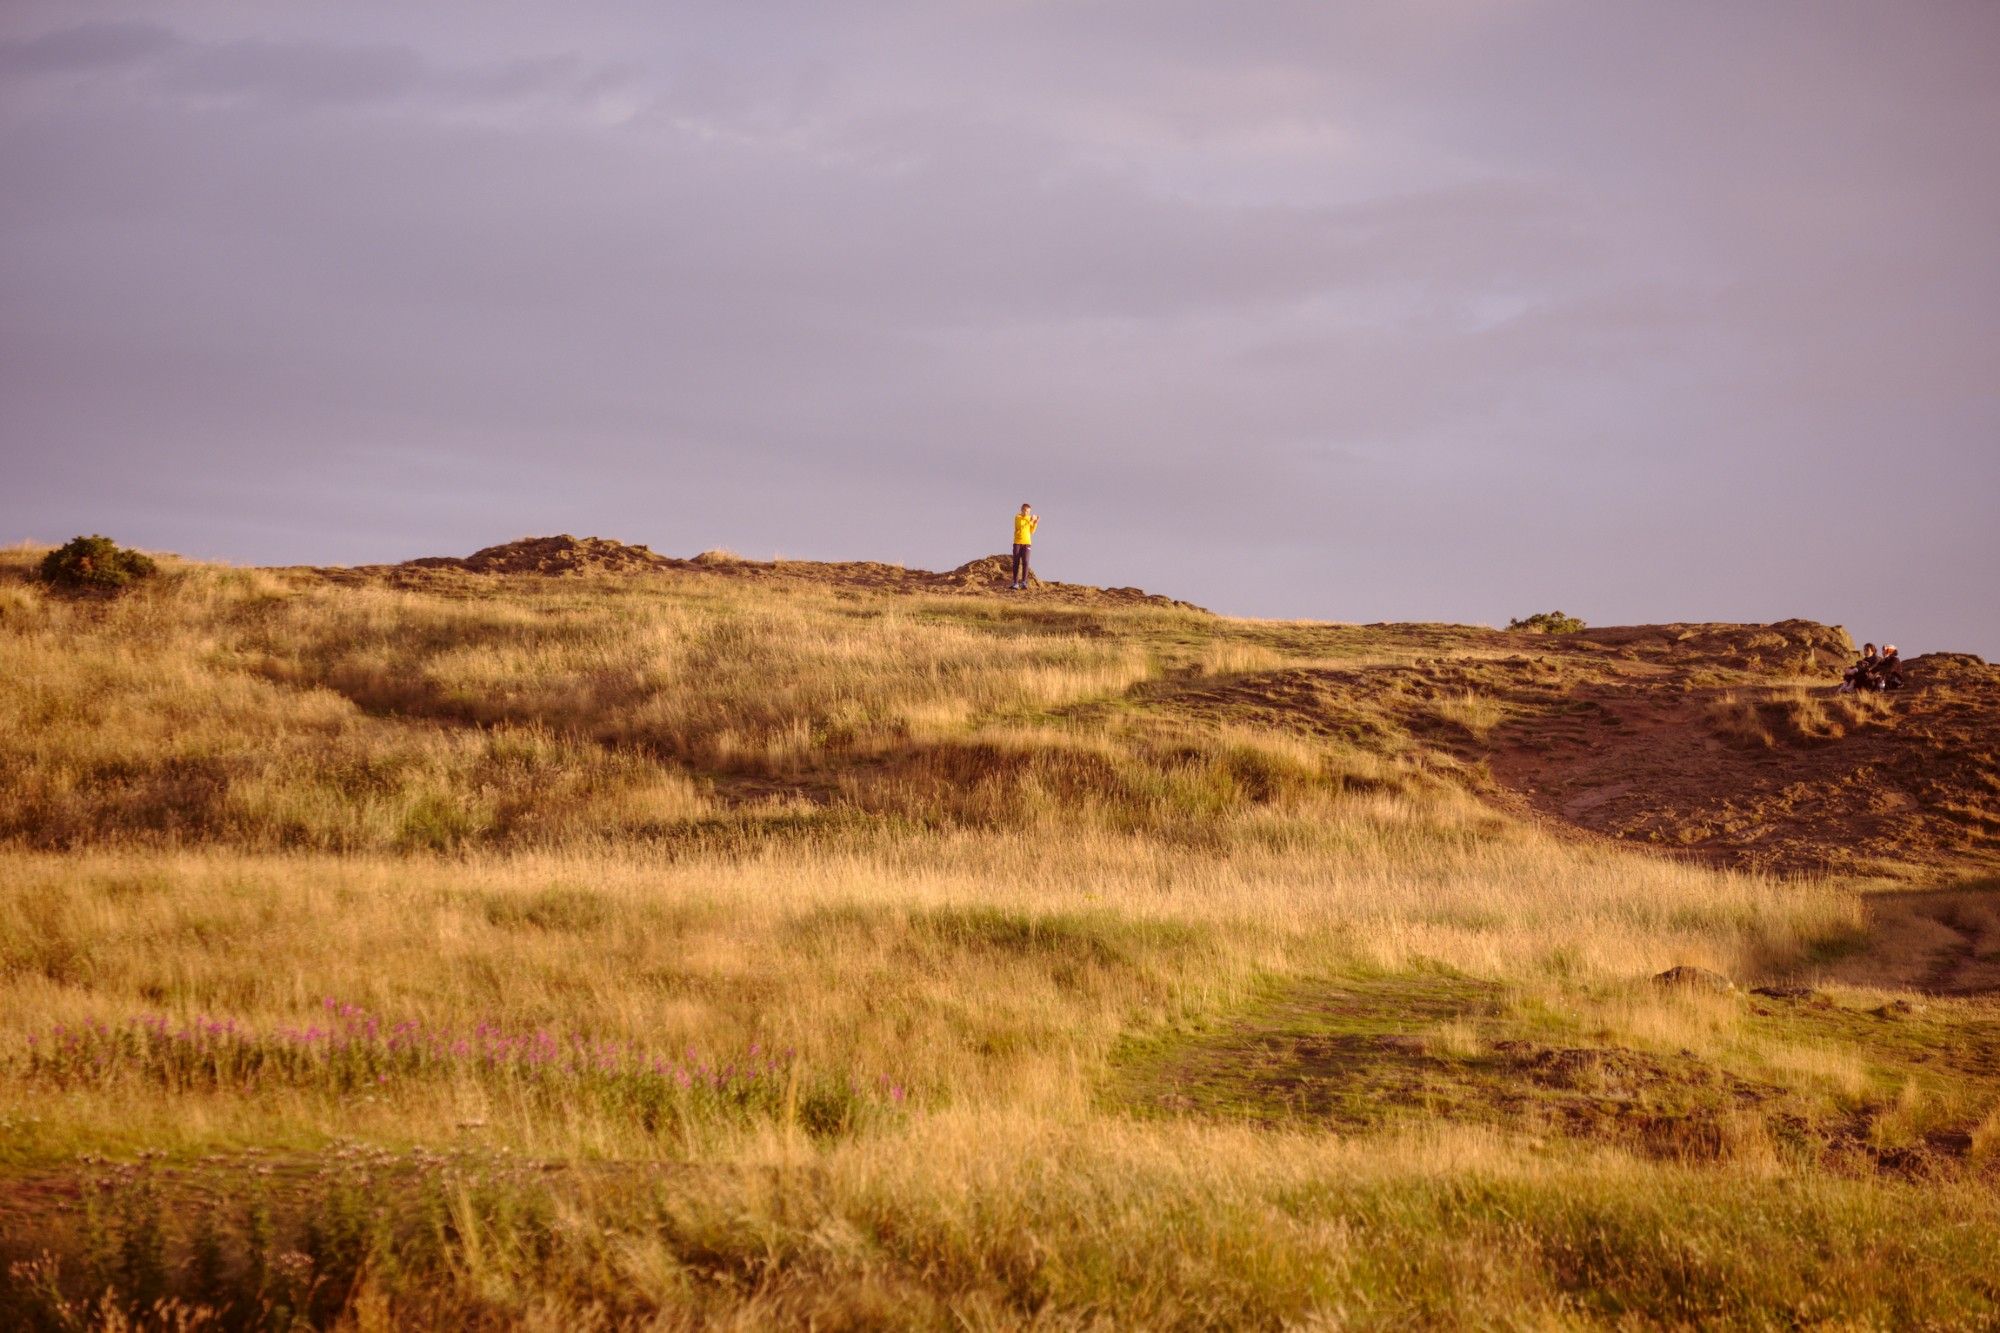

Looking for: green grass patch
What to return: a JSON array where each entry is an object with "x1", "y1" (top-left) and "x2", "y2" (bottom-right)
[{"x1": 1112, "y1": 973, "x2": 2000, "y2": 1172}]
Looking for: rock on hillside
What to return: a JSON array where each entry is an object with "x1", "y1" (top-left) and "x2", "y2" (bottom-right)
[
  {"x1": 329, "y1": 536, "x2": 1203, "y2": 609},
  {"x1": 700, "y1": 548, "x2": 1200, "y2": 608},
  {"x1": 1574, "y1": 620, "x2": 1856, "y2": 676},
  {"x1": 676, "y1": 549, "x2": 1202, "y2": 609},
  {"x1": 403, "y1": 535, "x2": 673, "y2": 576},
  {"x1": 924, "y1": 554, "x2": 1187, "y2": 604}
]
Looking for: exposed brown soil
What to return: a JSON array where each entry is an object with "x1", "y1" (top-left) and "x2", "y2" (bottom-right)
[
  {"x1": 321, "y1": 535, "x2": 1201, "y2": 610},
  {"x1": 1477, "y1": 639, "x2": 2000, "y2": 878},
  {"x1": 1155, "y1": 619, "x2": 2000, "y2": 880}
]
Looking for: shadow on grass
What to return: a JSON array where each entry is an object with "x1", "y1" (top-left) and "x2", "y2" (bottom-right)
[{"x1": 1108, "y1": 971, "x2": 2000, "y2": 1174}]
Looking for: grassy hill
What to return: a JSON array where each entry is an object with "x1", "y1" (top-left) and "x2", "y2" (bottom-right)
[{"x1": 2, "y1": 539, "x2": 1998, "y2": 1328}]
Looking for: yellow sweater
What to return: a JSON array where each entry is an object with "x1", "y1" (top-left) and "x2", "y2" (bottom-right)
[{"x1": 1013, "y1": 513, "x2": 1039, "y2": 545}]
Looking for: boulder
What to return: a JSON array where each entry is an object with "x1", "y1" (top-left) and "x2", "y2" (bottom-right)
[{"x1": 1653, "y1": 966, "x2": 1736, "y2": 993}]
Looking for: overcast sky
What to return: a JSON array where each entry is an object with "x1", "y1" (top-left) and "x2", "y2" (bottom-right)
[{"x1": 4, "y1": 2, "x2": 1996, "y2": 654}]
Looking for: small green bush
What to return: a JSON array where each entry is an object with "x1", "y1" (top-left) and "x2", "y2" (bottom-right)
[
  {"x1": 37, "y1": 534, "x2": 158, "y2": 592},
  {"x1": 1508, "y1": 610, "x2": 1585, "y2": 635}
]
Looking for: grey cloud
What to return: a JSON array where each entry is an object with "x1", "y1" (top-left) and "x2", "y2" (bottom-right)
[
  {"x1": 161, "y1": 37, "x2": 428, "y2": 107},
  {"x1": 0, "y1": 20, "x2": 175, "y2": 75},
  {"x1": 1, "y1": 1, "x2": 1995, "y2": 653},
  {"x1": 2, "y1": 19, "x2": 640, "y2": 116}
]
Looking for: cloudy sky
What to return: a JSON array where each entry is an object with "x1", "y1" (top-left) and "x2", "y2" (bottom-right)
[{"x1": 4, "y1": 2, "x2": 1996, "y2": 653}]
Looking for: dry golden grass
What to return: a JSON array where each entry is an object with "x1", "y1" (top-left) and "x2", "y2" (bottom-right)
[
  {"x1": 1707, "y1": 685, "x2": 1897, "y2": 749},
  {"x1": 0, "y1": 545, "x2": 1993, "y2": 1328},
  {"x1": 1429, "y1": 688, "x2": 1508, "y2": 741}
]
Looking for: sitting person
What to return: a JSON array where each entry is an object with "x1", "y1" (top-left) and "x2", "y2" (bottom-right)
[
  {"x1": 1870, "y1": 644, "x2": 1903, "y2": 690},
  {"x1": 1839, "y1": 643, "x2": 1879, "y2": 693}
]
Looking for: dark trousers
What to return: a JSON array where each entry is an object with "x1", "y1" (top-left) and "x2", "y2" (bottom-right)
[{"x1": 1011, "y1": 543, "x2": 1032, "y2": 584}]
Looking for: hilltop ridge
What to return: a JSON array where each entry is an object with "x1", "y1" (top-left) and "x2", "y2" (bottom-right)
[{"x1": 322, "y1": 533, "x2": 1204, "y2": 610}]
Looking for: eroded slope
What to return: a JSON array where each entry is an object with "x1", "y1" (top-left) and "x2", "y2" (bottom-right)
[{"x1": 1153, "y1": 619, "x2": 2000, "y2": 878}]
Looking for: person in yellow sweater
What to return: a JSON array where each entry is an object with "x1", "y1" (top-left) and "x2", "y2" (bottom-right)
[{"x1": 1010, "y1": 504, "x2": 1038, "y2": 589}]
